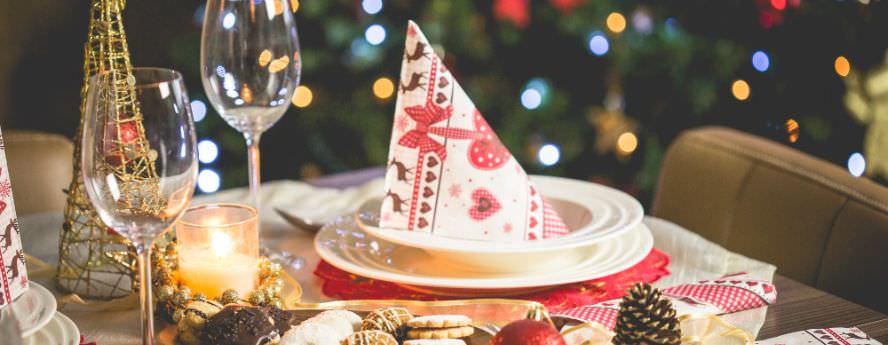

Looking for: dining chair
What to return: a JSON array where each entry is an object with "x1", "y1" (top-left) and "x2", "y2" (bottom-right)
[
  {"x1": 4, "y1": 129, "x2": 73, "y2": 216},
  {"x1": 652, "y1": 126, "x2": 888, "y2": 313}
]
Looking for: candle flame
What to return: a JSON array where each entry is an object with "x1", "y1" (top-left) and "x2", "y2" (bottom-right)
[{"x1": 211, "y1": 231, "x2": 234, "y2": 258}]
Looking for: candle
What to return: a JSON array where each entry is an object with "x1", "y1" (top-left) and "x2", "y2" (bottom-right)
[{"x1": 176, "y1": 204, "x2": 259, "y2": 298}]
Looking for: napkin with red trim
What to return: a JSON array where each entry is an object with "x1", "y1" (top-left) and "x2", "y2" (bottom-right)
[
  {"x1": 756, "y1": 327, "x2": 881, "y2": 345},
  {"x1": 553, "y1": 273, "x2": 777, "y2": 329},
  {"x1": 380, "y1": 21, "x2": 569, "y2": 241}
]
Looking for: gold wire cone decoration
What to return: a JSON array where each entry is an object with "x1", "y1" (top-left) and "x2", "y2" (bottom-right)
[{"x1": 57, "y1": 0, "x2": 162, "y2": 299}]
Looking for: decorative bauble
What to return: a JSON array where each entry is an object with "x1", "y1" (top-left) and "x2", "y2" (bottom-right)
[
  {"x1": 490, "y1": 319, "x2": 566, "y2": 345},
  {"x1": 220, "y1": 289, "x2": 240, "y2": 305},
  {"x1": 156, "y1": 284, "x2": 175, "y2": 302}
]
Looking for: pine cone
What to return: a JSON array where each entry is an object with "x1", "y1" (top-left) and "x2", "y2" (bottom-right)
[{"x1": 612, "y1": 283, "x2": 681, "y2": 345}]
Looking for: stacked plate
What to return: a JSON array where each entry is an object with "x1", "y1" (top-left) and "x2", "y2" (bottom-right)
[
  {"x1": 1, "y1": 282, "x2": 80, "y2": 345},
  {"x1": 314, "y1": 175, "x2": 652, "y2": 296}
]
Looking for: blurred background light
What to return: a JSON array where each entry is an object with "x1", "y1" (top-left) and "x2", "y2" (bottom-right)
[
  {"x1": 752, "y1": 50, "x2": 770, "y2": 72},
  {"x1": 538, "y1": 144, "x2": 561, "y2": 166},
  {"x1": 361, "y1": 0, "x2": 383, "y2": 15},
  {"x1": 373, "y1": 77, "x2": 395, "y2": 99},
  {"x1": 190, "y1": 100, "x2": 207, "y2": 122},
  {"x1": 848, "y1": 152, "x2": 866, "y2": 177},
  {"x1": 588, "y1": 32, "x2": 609, "y2": 56},
  {"x1": 732, "y1": 79, "x2": 750, "y2": 100},
  {"x1": 197, "y1": 169, "x2": 221, "y2": 193},
  {"x1": 835, "y1": 56, "x2": 851, "y2": 77},
  {"x1": 222, "y1": 12, "x2": 236, "y2": 29},
  {"x1": 616, "y1": 132, "x2": 638, "y2": 154},
  {"x1": 365, "y1": 24, "x2": 386, "y2": 45},
  {"x1": 521, "y1": 89, "x2": 542, "y2": 110},
  {"x1": 292, "y1": 85, "x2": 313, "y2": 107},
  {"x1": 606, "y1": 12, "x2": 627, "y2": 33},
  {"x1": 198, "y1": 139, "x2": 219, "y2": 164}
]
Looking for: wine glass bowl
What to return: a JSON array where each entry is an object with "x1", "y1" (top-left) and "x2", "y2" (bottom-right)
[{"x1": 81, "y1": 67, "x2": 197, "y2": 344}]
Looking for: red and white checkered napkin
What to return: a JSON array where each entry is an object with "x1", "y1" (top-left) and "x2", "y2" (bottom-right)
[
  {"x1": 553, "y1": 273, "x2": 777, "y2": 329},
  {"x1": 756, "y1": 327, "x2": 882, "y2": 345},
  {"x1": 380, "y1": 21, "x2": 569, "y2": 242}
]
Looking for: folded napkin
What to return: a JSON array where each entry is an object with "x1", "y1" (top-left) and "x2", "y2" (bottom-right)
[
  {"x1": 554, "y1": 273, "x2": 777, "y2": 329},
  {"x1": 381, "y1": 21, "x2": 568, "y2": 241},
  {"x1": 0, "y1": 126, "x2": 27, "y2": 308},
  {"x1": 756, "y1": 327, "x2": 881, "y2": 345}
]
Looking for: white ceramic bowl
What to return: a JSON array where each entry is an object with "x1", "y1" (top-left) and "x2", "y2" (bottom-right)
[{"x1": 354, "y1": 175, "x2": 644, "y2": 272}]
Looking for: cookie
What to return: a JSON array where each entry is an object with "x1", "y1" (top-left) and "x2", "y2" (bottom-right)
[
  {"x1": 341, "y1": 330, "x2": 398, "y2": 345},
  {"x1": 407, "y1": 326, "x2": 474, "y2": 340},
  {"x1": 281, "y1": 321, "x2": 341, "y2": 345},
  {"x1": 361, "y1": 307, "x2": 413, "y2": 336},
  {"x1": 407, "y1": 315, "x2": 472, "y2": 329},
  {"x1": 175, "y1": 299, "x2": 224, "y2": 345},
  {"x1": 204, "y1": 304, "x2": 280, "y2": 345},
  {"x1": 404, "y1": 340, "x2": 467, "y2": 345}
]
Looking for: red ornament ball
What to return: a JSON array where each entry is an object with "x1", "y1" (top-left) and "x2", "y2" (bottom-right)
[{"x1": 490, "y1": 319, "x2": 566, "y2": 345}]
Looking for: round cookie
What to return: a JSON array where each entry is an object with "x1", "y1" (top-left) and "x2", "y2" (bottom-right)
[
  {"x1": 407, "y1": 326, "x2": 474, "y2": 340},
  {"x1": 280, "y1": 321, "x2": 341, "y2": 345},
  {"x1": 407, "y1": 315, "x2": 472, "y2": 329},
  {"x1": 404, "y1": 340, "x2": 468, "y2": 345},
  {"x1": 342, "y1": 330, "x2": 398, "y2": 345}
]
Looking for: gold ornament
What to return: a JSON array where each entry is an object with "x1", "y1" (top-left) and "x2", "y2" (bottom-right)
[
  {"x1": 844, "y1": 50, "x2": 888, "y2": 178},
  {"x1": 612, "y1": 283, "x2": 681, "y2": 345},
  {"x1": 57, "y1": 0, "x2": 162, "y2": 299}
]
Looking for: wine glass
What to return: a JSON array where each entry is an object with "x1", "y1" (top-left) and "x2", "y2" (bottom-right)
[
  {"x1": 82, "y1": 68, "x2": 198, "y2": 344},
  {"x1": 200, "y1": 0, "x2": 301, "y2": 210}
]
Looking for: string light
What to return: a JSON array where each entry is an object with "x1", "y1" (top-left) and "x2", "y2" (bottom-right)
[
  {"x1": 731, "y1": 79, "x2": 751, "y2": 101},
  {"x1": 521, "y1": 89, "x2": 542, "y2": 110},
  {"x1": 606, "y1": 12, "x2": 627, "y2": 33},
  {"x1": 292, "y1": 85, "x2": 313, "y2": 108},
  {"x1": 538, "y1": 144, "x2": 561, "y2": 166},
  {"x1": 834, "y1": 56, "x2": 851, "y2": 77},
  {"x1": 365, "y1": 24, "x2": 386, "y2": 45},
  {"x1": 847, "y1": 152, "x2": 866, "y2": 177},
  {"x1": 588, "y1": 32, "x2": 609, "y2": 56},
  {"x1": 190, "y1": 100, "x2": 207, "y2": 122},
  {"x1": 616, "y1": 132, "x2": 638, "y2": 154},
  {"x1": 361, "y1": 0, "x2": 382, "y2": 15},
  {"x1": 198, "y1": 169, "x2": 221, "y2": 193},
  {"x1": 752, "y1": 50, "x2": 770, "y2": 72},
  {"x1": 373, "y1": 77, "x2": 395, "y2": 99},
  {"x1": 198, "y1": 139, "x2": 219, "y2": 164}
]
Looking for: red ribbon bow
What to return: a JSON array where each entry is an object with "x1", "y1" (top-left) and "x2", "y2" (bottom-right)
[{"x1": 398, "y1": 100, "x2": 481, "y2": 161}]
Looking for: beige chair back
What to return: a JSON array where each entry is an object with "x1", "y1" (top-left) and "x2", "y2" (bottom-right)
[{"x1": 4, "y1": 130, "x2": 73, "y2": 216}]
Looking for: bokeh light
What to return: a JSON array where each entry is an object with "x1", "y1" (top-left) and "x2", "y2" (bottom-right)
[
  {"x1": 848, "y1": 152, "x2": 866, "y2": 177},
  {"x1": 198, "y1": 139, "x2": 219, "y2": 164},
  {"x1": 732, "y1": 79, "x2": 750, "y2": 101},
  {"x1": 771, "y1": 0, "x2": 787, "y2": 10},
  {"x1": 606, "y1": 12, "x2": 627, "y2": 33},
  {"x1": 752, "y1": 50, "x2": 770, "y2": 72},
  {"x1": 292, "y1": 85, "x2": 313, "y2": 108},
  {"x1": 365, "y1": 24, "x2": 386, "y2": 46},
  {"x1": 834, "y1": 56, "x2": 851, "y2": 77},
  {"x1": 785, "y1": 118, "x2": 799, "y2": 143},
  {"x1": 616, "y1": 132, "x2": 638, "y2": 154},
  {"x1": 538, "y1": 144, "x2": 561, "y2": 166},
  {"x1": 521, "y1": 89, "x2": 542, "y2": 110},
  {"x1": 190, "y1": 100, "x2": 207, "y2": 122},
  {"x1": 222, "y1": 12, "x2": 236, "y2": 29},
  {"x1": 632, "y1": 9, "x2": 653, "y2": 34},
  {"x1": 588, "y1": 32, "x2": 609, "y2": 56},
  {"x1": 373, "y1": 77, "x2": 395, "y2": 99},
  {"x1": 362, "y1": 0, "x2": 383, "y2": 15},
  {"x1": 198, "y1": 169, "x2": 221, "y2": 193}
]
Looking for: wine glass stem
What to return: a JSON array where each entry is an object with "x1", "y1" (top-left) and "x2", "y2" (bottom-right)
[
  {"x1": 245, "y1": 133, "x2": 262, "y2": 212},
  {"x1": 136, "y1": 243, "x2": 156, "y2": 345}
]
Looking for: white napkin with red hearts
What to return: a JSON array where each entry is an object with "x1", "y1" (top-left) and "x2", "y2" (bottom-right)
[
  {"x1": 379, "y1": 21, "x2": 568, "y2": 242},
  {"x1": 756, "y1": 327, "x2": 881, "y2": 344}
]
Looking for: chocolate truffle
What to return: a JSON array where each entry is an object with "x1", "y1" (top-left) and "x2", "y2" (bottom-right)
[{"x1": 204, "y1": 305, "x2": 281, "y2": 345}]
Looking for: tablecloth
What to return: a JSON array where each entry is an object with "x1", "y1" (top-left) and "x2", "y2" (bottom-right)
[{"x1": 20, "y1": 179, "x2": 776, "y2": 345}]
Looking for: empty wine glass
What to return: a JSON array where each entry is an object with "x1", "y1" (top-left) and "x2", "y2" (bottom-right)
[
  {"x1": 82, "y1": 68, "x2": 198, "y2": 344},
  {"x1": 200, "y1": 0, "x2": 301, "y2": 210}
]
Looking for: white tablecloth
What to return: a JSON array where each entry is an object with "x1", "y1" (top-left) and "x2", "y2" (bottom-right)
[{"x1": 21, "y1": 179, "x2": 776, "y2": 345}]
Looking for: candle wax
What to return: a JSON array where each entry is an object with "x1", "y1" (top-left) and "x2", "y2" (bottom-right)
[{"x1": 178, "y1": 248, "x2": 258, "y2": 298}]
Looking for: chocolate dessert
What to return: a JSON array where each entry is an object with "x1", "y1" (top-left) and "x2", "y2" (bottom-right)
[{"x1": 204, "y1": 305, "x2": 281, "y2": 345}]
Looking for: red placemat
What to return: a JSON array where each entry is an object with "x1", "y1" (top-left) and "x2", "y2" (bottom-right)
[{"x1": 314, "y1": 248, "x2": 670, "y2": 312}]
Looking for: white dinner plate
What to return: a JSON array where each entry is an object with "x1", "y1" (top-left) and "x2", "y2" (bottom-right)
[
  {"x1": 23, "y1": 312, "x2": 80, "y2": 345},
  {"x1": 315, "y1": 214, "x2": 653, "y2": 291},
  {"x1": 2, "y1": 282, "x2": 57, "y2": 337},
  {"x1": 357, "y1": 175, "x2": 643, "y2": 251}
]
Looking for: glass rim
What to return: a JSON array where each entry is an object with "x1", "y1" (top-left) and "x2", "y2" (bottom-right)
[
  {"x1": 89, "y1": 67, "x2": 185, "y2": 89},
  {"x1": 178, "y1": 203, "x2": 258, "y2": 228}
]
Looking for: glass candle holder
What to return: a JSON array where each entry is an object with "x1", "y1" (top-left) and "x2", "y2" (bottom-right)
[{"x1": 176, "y1": 203, "x2": 259, "y2": 298}]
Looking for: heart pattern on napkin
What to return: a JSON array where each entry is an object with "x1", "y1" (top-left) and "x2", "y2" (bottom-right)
[{"x1": 469, "y1": 188, "x2": 501, "y2": 221}]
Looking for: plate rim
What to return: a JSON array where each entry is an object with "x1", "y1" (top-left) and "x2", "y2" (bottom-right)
[
  {"x1": 314, "y1": 218, "x2": 653, "y2": 289},
  {"x1": 23, "y1": 311, "x2": 81, "y2": 345},
  {"x1": 16, "y1": 282, "x2": 58, "y2": 337},
  {"x1": 356, "y1": 175, "x2": 644, "y2": 254}
]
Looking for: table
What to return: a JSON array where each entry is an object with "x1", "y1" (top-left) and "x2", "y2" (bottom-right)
[{"x1": 763, "y1": 275, "x2": 888, "y2": 342}]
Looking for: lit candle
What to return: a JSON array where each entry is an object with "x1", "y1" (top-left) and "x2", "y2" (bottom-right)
[{"x1": 176, "y1": 204, "x2": 259, "y2": 298}]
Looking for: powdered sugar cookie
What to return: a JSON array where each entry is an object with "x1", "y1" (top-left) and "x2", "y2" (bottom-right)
[{"x1": 280, "y1": 321, "x2": 341, "y2": 345}]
